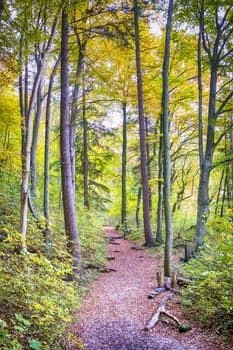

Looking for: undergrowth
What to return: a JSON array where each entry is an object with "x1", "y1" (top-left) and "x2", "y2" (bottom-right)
[
  {"x1": 0, "y1": 200, "x2": 106, "y2": 349},
  {"x1": 180, "y1": 214, "x2": 233, "y2": 339}
]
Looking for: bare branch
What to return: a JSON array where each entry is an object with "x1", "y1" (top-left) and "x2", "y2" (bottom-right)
[{"x1": 216, "y1": 90, "x2": 233, "y2": 116}]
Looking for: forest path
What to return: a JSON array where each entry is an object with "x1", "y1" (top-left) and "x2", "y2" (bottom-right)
[{"x1": 72, "y1": 227, "x2": 227, "y2": 350}]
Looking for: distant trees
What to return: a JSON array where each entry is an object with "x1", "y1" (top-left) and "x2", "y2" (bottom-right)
[{"x1": 0, "y1": 0, "x2": 232, "y2": 268}]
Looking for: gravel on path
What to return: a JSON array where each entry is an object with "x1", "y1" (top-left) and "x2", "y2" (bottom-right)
[{"x1": 72, "y1": 227, "x2": 230, "y2": 350}]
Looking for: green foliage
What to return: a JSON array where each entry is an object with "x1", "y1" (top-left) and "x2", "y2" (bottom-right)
[
  {"x1": 0, "y1": 238, "x2": 79, "y2": 349},
  {"x1": 0, "y1": 195, "x2": 106, "y2": 349},
  {"x1": 78, "y1": 208, "x2": 107, "y2": 266},
  {"x1": 181, "y1": 215, "x2": 233, "y2": 336}
]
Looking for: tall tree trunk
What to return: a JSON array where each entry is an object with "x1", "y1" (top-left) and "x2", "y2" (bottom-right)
[
  {"x1": 121, "y1": 101, "x2": 127, "y2": 231},
  {"x1": 31, "y1": 79, "x2": 43, "y2": 198},
  {"x1": 162, "y1": 0, "x2": 173, "y2": 281},
  {"x1": 197, "y1": 1, "x2": 204, "y2": 169},
  {"x1": 82, "y1": 73, "x2": 89, "y2": 209},
  {"x1": 60, "y1": 9, "x2": 81, "y2": 275},
  {"x1": 44, "y1": 55, "x2": 60, "y2": 244},
  {"x1": 155, "y1": 114, "x2": 164, "y2": 243},
  {"x1": 145, "y1": 117, "x2": 152, "y2": 212},
  {"x1": 70, "y1": 45, "x2": 85, "y2": 191},
  {"x1": 133, "y1": 0, "x2": 154, "y2": 247},
  {"x1": 20, "y1": 10, "x2": 62, "y2": 251},
  {"x1": 195, "y1": 64, "x2": 217, "y2": 250}
]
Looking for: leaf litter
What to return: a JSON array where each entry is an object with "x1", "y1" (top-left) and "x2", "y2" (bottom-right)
[{"x1": 71, "y1": 227, "x2": 232, "y2": 350}]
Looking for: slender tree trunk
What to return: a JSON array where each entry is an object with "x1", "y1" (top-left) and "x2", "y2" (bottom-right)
[
  {"x1": 0, "y1": 0, "x2": 3, "y2": 23},
  {"x1": 136, "y1": 185, "x2": 142, "y2": 229},
  {"x1": 195, "y1": 64, "x2": 217, "y2": 250},
  {"x1": 70, "y1": 48, "x2": 85, "y2": 191},
  {"x1": 31, "y1": 79, "x2": 43, "y2": 198},
  {"x1": 121, "y1": 101, "x2": 127, "y2": 231},
  {"x1": 197, "y1": 1, "x2": 204, "y2": 169},
  {"x1": 231, "y1": 115, "x2": 233, "y2": 205},
  {"x1": 133, "y1": 0, "x2": 154, "y2": 247},
  {"x1": 145, "y1": 117, "x2": 152, "y2": 212},
  {"x1": 82, "y1": 74, "x2": 89, "y2": 209},
  {"x1": 20, "y1": 10, "x2": 62, "y2": 251},
  {"x1": 220, "y1": 169, "x2": 228, "y2": 217},
  {"x1": 162, "y1": 0, "x2": 173, "y2": 281},
  {"x1": 44, "y1": 55, "x2": 60, "y2": 243},
  {"x1": 60, "y1": 9, "x2": 81, "y2": 275},
  {"x1": 156, "y1": 114, "x2": 164, "y2": 243}
]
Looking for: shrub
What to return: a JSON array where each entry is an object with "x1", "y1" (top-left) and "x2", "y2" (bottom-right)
[{"x1": 181, "y1": 215, "x2": 233, "y2": 337}]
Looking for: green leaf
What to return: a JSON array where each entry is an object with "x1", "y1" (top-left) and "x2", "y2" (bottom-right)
[
  {"x1": 29, "y1": 339, "x2": 41, "y2": 350},
  {"x1": 14, "y1": 325, "x2": 25, "y2": 332},
  {"x1": 15, "y1": 313, "x2": 30, "y2": 326}
]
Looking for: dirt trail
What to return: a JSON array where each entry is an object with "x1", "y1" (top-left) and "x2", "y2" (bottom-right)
[{"x1": 72, "y1": 227, "x2": 229, "y2": 350}]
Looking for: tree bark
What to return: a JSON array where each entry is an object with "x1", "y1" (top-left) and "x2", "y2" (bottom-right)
[
  {"x1": 156, "y1": 114, "x2": 163, "y2": 243},
  {"x1": 195, "y1": 64, "x2": 217, "y2": 250},
  {"x1": 69, "y1": 38, "x2": 85, "y2": 191},
  {"x1": 145, "y1": 117, "x2": 152, "y2": 211},
  {"x1": 162, "y1": 0, "x2": 174, "y2": 278},
  {"x1": 60, "y1": 9, "x2": 81, "y2": 276},
  {"x1": 197, "y1": 1, "x2": 204, "y2": 169},
  {"x1": 121, "y1": 101, "x2": 127, "y2": 231},
  {"x1": 136, "y1": 185, "x2": 142, "y2": 229},
  {"x1": 31, "y1": 79, "x2": 43, "y2": 198},
  {"x1": 44, "y1": 55, "x2": 60, "y2": 244},
  {"x1": 133, "y1": 0, "x2": 154, "y2": 247},
  {"x1": 20, "y1": 9, "x2": 62, "y2": 251},
  {"x1": 82, "y1": 73, "x2": 89, "y2": 209}
]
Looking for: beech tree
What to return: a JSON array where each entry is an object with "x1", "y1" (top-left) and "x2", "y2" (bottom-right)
[
  {"x1": 18, "y1": 2, "x2": 63, "y2": 250},
  {"x1": 194, "y1": 1, "x2": 233, "y2": 250},
  {"x1": 133, "y1": 0, "x2": 154, "y2": 247},
  {"x1": 60, "y1": 8, "x2": 82, "y2": 275},
  {"x1": 161, "y1": 0, "x2": 174, "y2": 283}
]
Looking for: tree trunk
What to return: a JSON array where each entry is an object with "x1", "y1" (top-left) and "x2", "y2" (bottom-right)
[
  {"x1": 156, "y1": 115, "x2": 163, "y2": 243},
  {"x1": 231, "y1": 115, "x2": 233, "y2": 206},
  {"x1": 0, "y1": 0, "x2": 3, "y2": 23},
  {"x1": 136, "y1": 185, "x2": 142, "y2": 229},
  {"x1": 44, "y1": 55, "x2": 60, "y2": 244},
  {"x1": 31, "y1": 79, "x2": 43, "y2": 198},
  {"x1": 69, "y1": 45, "x2": 85, "y2": 191},
  {"x1": 197, "y1": 1, "x2": 204, "y2": 169},
  {"x1": 121, "y1": 101, "x2": 127, "y2": 231},
  {"x1": 20, "y1": 10, "x2": 62, "y2": 251},
  {"x1": 133, "y1": 0, "x2": 154, "y2": 247},
  {"x1": 195, "y1": 64, "x2": 217, "y2": 250},
  {"x1": 215, "y1": 169, "x2": 225, "y2": 215},
  {"x1": 162, "y1": 0, "x2": 173, "y2": 279},
  {"x1": 145, "y1": 117, "x2": 152, "y2": 211},
  {"x1": 60, "y1": 9, "x2": 81, "y2": 276},
  {"x1": 82, "y1": 73, "x2": 89, "y2": 209}
]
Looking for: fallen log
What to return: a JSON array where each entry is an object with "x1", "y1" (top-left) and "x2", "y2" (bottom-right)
[
  {"x1": 144, "y1": 294, "x2": 191, "y2": 332},
  {"x1": 144, "y1": 294, "x2": 172, "y2": 330},
  {"x1": 148, "y1": 287, "x2": 181, "y2": 299}
]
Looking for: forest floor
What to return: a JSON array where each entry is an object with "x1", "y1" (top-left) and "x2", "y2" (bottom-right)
[{"x1": 71, "y1": 227, "x2": 232, "y2": 350}]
